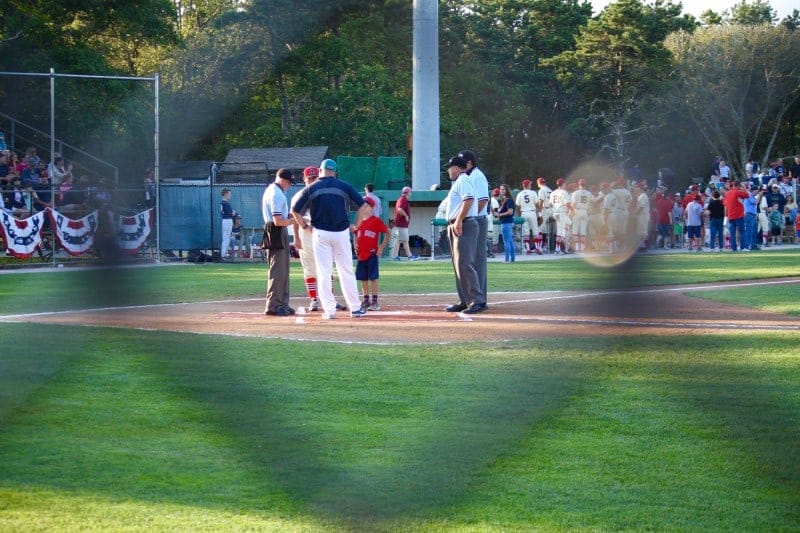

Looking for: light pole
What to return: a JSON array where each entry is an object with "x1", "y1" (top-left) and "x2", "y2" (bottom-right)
[{"x1": 412, "y1": 0, "x2": 440, "y2": 192}]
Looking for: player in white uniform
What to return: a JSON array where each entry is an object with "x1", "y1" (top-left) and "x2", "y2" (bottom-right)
[
  {"x1": 608, "y1": 180, "x2": 631, "y2": 252},
  {"x1": 550, "y1": 178, "x2": 571, "y2": 254},
  {"x1": 633, "y1": 181, "x2": 650, "y2": 249},
  {"x1": 536, "y1": 177, "x2": 553, "y2": 253},
  {"x1": 571, "y1": 178, "x2": 592, "y2": 253},
  {"x1": 602, "y1": 185, "x2": 620, "y2": 252},
  {"x1": 587, "y1": 183, "x2": 606, "y2": 251},
  {"x1": 515, "y1": 178, "x2": 542, "y2": 254}
]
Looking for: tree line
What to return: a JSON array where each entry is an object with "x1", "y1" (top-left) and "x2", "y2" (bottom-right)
[{"x1": 1, "y1": 0, "x2": 799, "y2": 186}]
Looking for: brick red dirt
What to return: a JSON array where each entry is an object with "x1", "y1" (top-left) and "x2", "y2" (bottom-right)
[{"x1": 11, "y1": 279, "x2": 800, "y2": 344}]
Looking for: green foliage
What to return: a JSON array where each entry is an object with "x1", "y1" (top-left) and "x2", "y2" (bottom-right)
[
  {"x1": 543, "y1": 0, "x2": 678, "y2": 169},
  {"x1": 0, "y1": 0, "x2": 179, "y2": 183},
  {"x1": 664, "y1": 24, "x2": 800, "y2": 174},
  {"x1": 727, "y1": 0, "x2": 777, "y2": 25},
  {"x1": 2, "y1": 0, "x2": 798, "y2": 187}
]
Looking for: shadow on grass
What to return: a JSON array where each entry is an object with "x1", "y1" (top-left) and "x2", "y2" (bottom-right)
[
  {"x1": 0, "y1": 324, "x2": 89, "y2": 421},
  {"x1": 150, "y1": 336, "x2": 590, "y2": 523},
  {"x1": 669, "y1": 342, "x2": 800, "y2": 523}
]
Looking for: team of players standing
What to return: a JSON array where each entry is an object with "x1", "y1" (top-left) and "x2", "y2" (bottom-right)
[{"x1": 507, "y1": 176, "x2": 651, "y2": 255}]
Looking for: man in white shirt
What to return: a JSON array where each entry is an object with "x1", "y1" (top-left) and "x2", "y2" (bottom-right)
[
  {"x1": 443, "y1": 156, "x2": 482, "y2": 314},
  {"x1": 261, "y1": 168, "x2": 297, "y2": 316},
  {"x1": 459, "y1": 149, "x2": 489, "y2": 310}
]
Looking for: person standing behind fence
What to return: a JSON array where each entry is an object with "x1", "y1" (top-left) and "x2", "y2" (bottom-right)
[
  {"x1": 443, "y1": 156, "x2": 482, "y2": 314},
  {"x1": 364, "y1": 183, "x2": 382, "y2": 219},
  {"x1": 220, "y1": 188, "x2": 237, "y2": 261},
  {"x1": 262, "y1": 169, "x2": 297, "y2": 316},
  {"x1": 392, "y1": 186, "x2": 416, "y2": 260},
  {"x1": 291, "y1": 159, "x2": 371, "y2": 319}
]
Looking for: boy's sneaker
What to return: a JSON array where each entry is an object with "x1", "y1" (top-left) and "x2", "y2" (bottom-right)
[
  {"x1": 350, "y1": 309, "x2": 367, "y2": 318},
  {"x1": 394, "y1": 256, "x2": 402, "y2": 261},
  {"x1": 368, "y1": 301, "x2": 381, "y2": 311},
  {"x1": 335, "y1": 303, "x2": 347, "y2": 311},
  {"x1": 410, "y1": 255, "x2": 420, "y2": 261},
  {"x1": 308, "y1": 298, "x2": 320, "y2": 311}
]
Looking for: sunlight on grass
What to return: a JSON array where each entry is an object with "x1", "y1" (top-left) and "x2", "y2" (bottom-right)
[
  {"x1": 0, "y1": 488, "x2": 326, "y2": 531},
  {"x1": 688, "y1": 284, "x2": 800, "y2": 316}
]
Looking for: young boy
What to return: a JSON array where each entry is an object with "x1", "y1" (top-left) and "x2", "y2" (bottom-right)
[{"x1": 352, "y1": 196, "x2": 388, "y2": 311}]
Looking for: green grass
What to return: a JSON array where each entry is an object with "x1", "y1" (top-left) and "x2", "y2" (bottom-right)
[
  {"x1": 690, "y1": 284, "x2": 800, "y2": 316},
  {"x1": 1, "y1": 248, "x2": 799, "y2": 315},
  {"x1": 1, "y1": 327, "x2": 798, "y2": 530},
  {"x1": 1, "y1": 251, "x2": 800, "y2": 530}
]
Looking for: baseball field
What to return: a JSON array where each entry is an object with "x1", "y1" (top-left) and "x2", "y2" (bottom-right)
[{"x1": 1, "y1": 250, "x2": 799, "y2": 531}]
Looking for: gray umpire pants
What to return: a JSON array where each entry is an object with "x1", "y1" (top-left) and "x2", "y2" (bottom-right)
[
  {"x1": 475, "y1": 216, "x2": 488, "y2": 306},
  {"x1": 448, "y1": 217, "x2": 481, "y2": 307},
  {"x1": 265, "y1": 227, "x2": 290, "y2": 312}
]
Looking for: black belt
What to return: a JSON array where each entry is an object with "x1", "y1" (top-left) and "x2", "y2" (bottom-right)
[{"x1": 448, "y1": 216, "x2": 478, "y2": 224}]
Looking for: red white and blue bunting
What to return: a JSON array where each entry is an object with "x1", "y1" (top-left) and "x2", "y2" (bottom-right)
[
  {"x1": 49, "y1": 209, "x2": 99, "y2": 256},
  {"x1": 1, "y1": 209, "x2": 46, "y2": 259},
  {"x1": 0, "y1": 207, "x2": 153, "y2": 258},
  {"x1": 113, "y1": 210, "x2": 153, "y2": 255}
]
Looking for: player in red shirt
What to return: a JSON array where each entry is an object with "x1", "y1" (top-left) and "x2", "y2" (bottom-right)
[{"x1": 352, "y1": 196, "x2": 389, "y2": 311}]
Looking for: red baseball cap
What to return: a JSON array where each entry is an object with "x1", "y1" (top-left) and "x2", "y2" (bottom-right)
[
  {"x1": 362, "y1": 196, "x2": 376, "y2": 207},
  {"x1": 537, "y1": 177, "x2": 546, "y2": 184},
  {"x1": 303, "y1": 166, "x2": 319, "y2": 179},
  {"x1": 522, "y1": 179, "x2": 532, "y2": 186},
  {"x1": 556, "y1": 178, "x2": 565, "y2": 186}
]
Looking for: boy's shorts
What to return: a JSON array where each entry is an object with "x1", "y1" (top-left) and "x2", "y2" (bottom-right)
[
  {"x1": 356, "y1": 253, "x2": 380, "y2": 281},
  {"x1": 687, "y1": 225, "x2": 701, "y2": 239}
]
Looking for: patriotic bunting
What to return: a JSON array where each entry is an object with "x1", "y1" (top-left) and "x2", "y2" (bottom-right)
[
  {"x1": 49, "y1": 209, "x2": 99, "y2": 256},
  {"x1": 0, "y1": 207, "x2": 154, "y2": 258},
  {"x1": 0, "y1": 210, "x2": 46, "y2": 258},
  {"x1": 114, "y1": 209, "x2": 153, "y2": 255}
]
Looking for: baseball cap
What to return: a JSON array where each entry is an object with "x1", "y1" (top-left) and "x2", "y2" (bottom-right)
[
  {"x1": 402, "y1": 186, "x2": 412, "y2": 194},
  {"x1": 320, "y1": 158, "x2": 337, "y2": 171},
  {"x1": 522, "y1": 179, "x2": 532, "y2": 186},
  {"x1": 362, "y1": 196, "x2": 376, "y2": 207},
  {"x1": 492, "y1": 188, "x2": 501, "y2": 196},
  {"x1": 303, "y1": 166, "x2": 318, "y2": 179},
  {"x1": 537, "y1": 177, "x2": 546, "y2": 184},
  {"x1": 458, "y1": 149, "x2": 476, "y2": 165},
  {"x1": 556, "y1": 178, "x2": 565, "y2": 186},
  {"x1": 445, "y1": 156, "x2": 467, "y2": 169}
]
